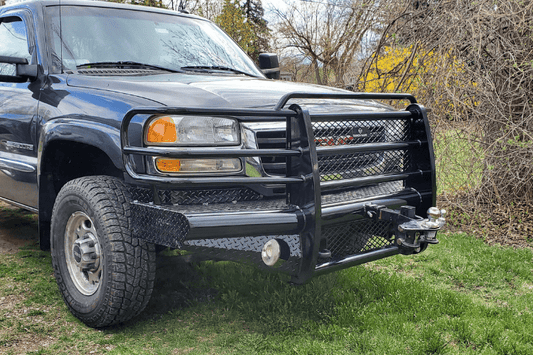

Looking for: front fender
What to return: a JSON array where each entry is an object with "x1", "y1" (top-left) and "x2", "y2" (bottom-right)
[{"x1": 37, "y1": 117, "x2": 123, "y2": 175}]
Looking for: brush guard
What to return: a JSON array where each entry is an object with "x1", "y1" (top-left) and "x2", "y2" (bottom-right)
[{"x1": 120, "y1": 92, "x2": 444, "y2": 283}]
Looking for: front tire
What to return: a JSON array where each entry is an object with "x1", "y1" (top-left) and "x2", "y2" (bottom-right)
[{"x1": 51, "y1": 176, "x2": 155, "y2": 327}]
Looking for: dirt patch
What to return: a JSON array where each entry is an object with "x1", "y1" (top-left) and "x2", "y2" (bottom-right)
[
  {"x1": 441, "y1": 198, "x2": 533, "y2": 249},
  {"x1": 0, "y1": 288, "x2": 57, "y2": 354},
  {"x1": 0, "y1": 202, "x2": 38, "y2": 254}
]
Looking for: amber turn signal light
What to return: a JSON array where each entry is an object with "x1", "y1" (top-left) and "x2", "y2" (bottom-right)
[
  {"x1": 154, "y1": 157, "x2": 242, "y2": 174},
  {"x1": 146, "y1": 116, "x2": 177, "y2": 143},
  {"x1": 155, "y1": 158, "x2": 181, "y2": 172}
]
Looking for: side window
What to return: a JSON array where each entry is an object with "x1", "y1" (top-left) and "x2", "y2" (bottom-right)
[{"x1": 0, "y1": 17, "x2": 31, "y2": 76}]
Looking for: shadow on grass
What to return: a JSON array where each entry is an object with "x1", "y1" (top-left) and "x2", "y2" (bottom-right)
[
  {"x1": 9, "y1": 243, "x2": 341, "y2": 346},
  {"x1": 0, "y1": 206, "x2": 39, "y2": 253},
  {"x1": 107, "y1": 253, "x2": 340, "y2": 337}
]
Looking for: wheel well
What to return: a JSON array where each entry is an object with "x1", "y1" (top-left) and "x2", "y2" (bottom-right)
[{"x1": 39, "y1": 141, "x2": 123, "y2": 250}]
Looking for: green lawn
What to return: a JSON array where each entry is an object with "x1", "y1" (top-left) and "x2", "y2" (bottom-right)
[{"x1": 1, "y1": 231, "x2": 533, "y2": 354}]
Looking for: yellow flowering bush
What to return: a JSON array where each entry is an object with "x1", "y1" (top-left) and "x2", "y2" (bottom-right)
[{"x1": 361, "y1": 45, "x2": 478, "y2": 120}]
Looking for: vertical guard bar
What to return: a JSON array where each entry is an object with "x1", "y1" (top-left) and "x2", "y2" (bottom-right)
[
  {"x1": 406, "y1": 104, "x2": 436, "y2": 215},
  {"x1": 286, "y1": 111, "x2": 293, "y2": 205},
  {"x1": 287, "y1": 104, "x2": 322, "y2": 284}
]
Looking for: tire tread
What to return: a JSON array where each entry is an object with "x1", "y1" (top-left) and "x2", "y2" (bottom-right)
[{"x1": 51, "y1": 176, "x2": 156, "y2": 328}]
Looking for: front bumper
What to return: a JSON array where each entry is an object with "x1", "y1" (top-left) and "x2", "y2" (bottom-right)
[
  {"x1": 121, "y1": 92, "x2": 443, "y2": 283},
  {"x1": 128, "y1": 187, "x2": 442, "y2": 283}
]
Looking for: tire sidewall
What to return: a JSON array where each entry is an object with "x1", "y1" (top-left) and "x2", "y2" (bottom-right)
[{"x1": 51, "y1": 186, "x2": 112, "y2": 319}]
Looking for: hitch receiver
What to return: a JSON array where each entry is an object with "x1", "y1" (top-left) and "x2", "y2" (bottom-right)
[{"x1": 364, "y1": 204, "x2": 446, "y2": 254}]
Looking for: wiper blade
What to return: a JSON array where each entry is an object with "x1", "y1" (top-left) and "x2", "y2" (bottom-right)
[
  {"x1": 180, "y1": 65, "x2": 256, "y2": 77},
  {"x1": 76, "y1": 61, "x2": 183, "y2": 73}
]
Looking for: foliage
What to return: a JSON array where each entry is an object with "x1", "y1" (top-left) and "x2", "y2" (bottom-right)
[
  {"x1": 274, "y1": 0, "x2": 397, "y2": 87},
  {"x1": 186, "y1": 0, "x2": 223, "y2": 21},
  {"x1": 107, "y1": 0, "x2": 167, "y2": 8},
  {"x1": 214, "y1": 0, "x2": 257, "y2": 56},
  {"x1": 130, "y1": 0, "x2": 166, "y2": 7},
  {"x1": 359, "y1": 0, "x2": 533, "y2": 215},
  {"x1": 186, "y1": 0, "x2": 269, "y2": 60},
  {"x1": 242, "y1": 0, "x2": 270, "y2": 61},
  {"x1": 362, "y1": 45, "x2": 479, "y2": 118}
]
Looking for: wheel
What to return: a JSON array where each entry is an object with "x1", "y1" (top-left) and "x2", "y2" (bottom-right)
[{"x1": 51, "y1": 176, "x2": 156, "y2": 327}]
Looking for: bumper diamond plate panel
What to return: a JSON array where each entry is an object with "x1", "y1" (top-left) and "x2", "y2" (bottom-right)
[
  {"x1": 184, "y1": 235, "x2": 301, "y2": 274},
  {"x1": 321, "y1": 181, "x2": 405, "y2": 206},
  {"x1": 131, "y1": 186, "x2": 264, "y2": 205},
  {"x1": 185, "y1": 235, "x2": 301, "y2": 257},
  {"x1": 130, "y1": 202, "x2": 190, "y2": 248}
]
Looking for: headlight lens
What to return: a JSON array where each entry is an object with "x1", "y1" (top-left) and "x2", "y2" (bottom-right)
[
  {"x1": 145, "y1": 116, "x2": 240, "y2": 146},
  {"x1": 155, "y1": 158, "x2": 242, "y2": 174}
]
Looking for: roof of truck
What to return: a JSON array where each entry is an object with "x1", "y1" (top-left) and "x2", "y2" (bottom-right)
[{"x1": 0, "y1": 0, "x2": 202, "y2": 21}]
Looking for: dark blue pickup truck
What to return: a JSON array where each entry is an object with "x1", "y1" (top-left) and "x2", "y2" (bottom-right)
[{"x1": 0, "y1": 0, "x2": 444, "y2": 327}]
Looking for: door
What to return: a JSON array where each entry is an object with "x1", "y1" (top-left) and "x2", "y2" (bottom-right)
[{"x1": 0, "y1": 12, "x2": 39, "y2": 208}]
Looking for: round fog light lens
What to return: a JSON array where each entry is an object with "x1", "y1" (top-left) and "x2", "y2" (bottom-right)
[{"x1": 261, "y1": 239, "x2": 281, "y2": 267}]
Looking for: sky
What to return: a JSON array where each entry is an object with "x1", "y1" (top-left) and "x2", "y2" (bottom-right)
[{"x1": 261, "y1": 0, "x2": 288, "y2": 23}]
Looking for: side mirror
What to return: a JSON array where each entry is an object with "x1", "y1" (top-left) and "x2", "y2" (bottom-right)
[
  {"x1": 0, "y1": 56, "x2": 38, "y2": 82},
  {"x1": 259, "y1": 53, "x2": 280, "y2": 80}
]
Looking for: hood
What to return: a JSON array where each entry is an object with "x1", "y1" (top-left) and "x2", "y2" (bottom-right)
[{"x1": 66, "y1": 73, "x2": 394, "y2": 112}]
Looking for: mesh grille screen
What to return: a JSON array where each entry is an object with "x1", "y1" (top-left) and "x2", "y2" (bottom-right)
[
  {"x1": 313, "y1": 119, "x2": 408, "y2": 146},
  {"x1": 256, "y1": 117, "x2": 410, "y2": 204},
  {"x1": 318, "y1": 150, "x2": 408, "y2": 181},
  {"x1": 258, "y1": 119, "x2": 409, "y2": 179},
  {"x1": 322, "y1": 219, "x2": 394, "y2": 260}
]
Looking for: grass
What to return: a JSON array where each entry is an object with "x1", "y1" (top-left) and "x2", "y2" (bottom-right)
[
  {"x1": 2, "y1": 232, "x2": 533, "y2": 354},
  {"x1": 0, "y1": 130, "x2": 525, "y2": 354}
]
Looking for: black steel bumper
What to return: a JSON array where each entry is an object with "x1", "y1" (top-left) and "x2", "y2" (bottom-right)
[{"x1": 121, "y1": 92, "x2": 441, "y2": 283}]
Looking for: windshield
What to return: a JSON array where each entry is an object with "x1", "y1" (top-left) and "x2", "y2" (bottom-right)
[{"x1": 45, "y1": 5, "x2": 263, "y2": 76}]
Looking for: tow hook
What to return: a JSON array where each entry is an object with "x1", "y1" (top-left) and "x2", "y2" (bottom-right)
[{"x1": 364, "y1": 204, "x2": 446, "y2": 254}]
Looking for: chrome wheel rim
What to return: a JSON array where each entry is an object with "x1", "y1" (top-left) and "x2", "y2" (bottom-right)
[{"x1": 64, "y1": 211, "x2": 103, "y2": 296}]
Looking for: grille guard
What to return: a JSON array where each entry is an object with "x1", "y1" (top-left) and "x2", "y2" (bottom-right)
[{"x1": 120, "y1": 92, "x2": 439, "y2": 283}]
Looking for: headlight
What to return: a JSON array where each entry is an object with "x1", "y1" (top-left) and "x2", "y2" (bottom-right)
[
  {"x1": 155, "y1": 157, "x2": 242, "y2": 174},
  {"x1": 145, "y1": 115, "x2": 240, "y2": 146}
]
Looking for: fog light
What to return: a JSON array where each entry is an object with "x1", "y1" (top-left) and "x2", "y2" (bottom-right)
[
  {"x1": 261, "y1": 239, "x2": 291, "y2": 267},
  {"x1": 262, "y1": 239, "x2": 281, "y2": 267},
  {"x1": 155, "y1": 158, "x2": 242, "y2": 174}
]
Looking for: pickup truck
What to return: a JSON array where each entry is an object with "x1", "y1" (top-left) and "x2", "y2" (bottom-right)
[{"x1": 0, "y1": 0, "x2": 445, "y2": 327}]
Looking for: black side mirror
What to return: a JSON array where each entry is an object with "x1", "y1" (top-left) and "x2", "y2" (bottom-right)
[
  {"x1": 259, "y1": 53, "x2": 280, "y2": 80},
  {"x1": 0, "y1": 56, "x2": 38, "y2": 82}
]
